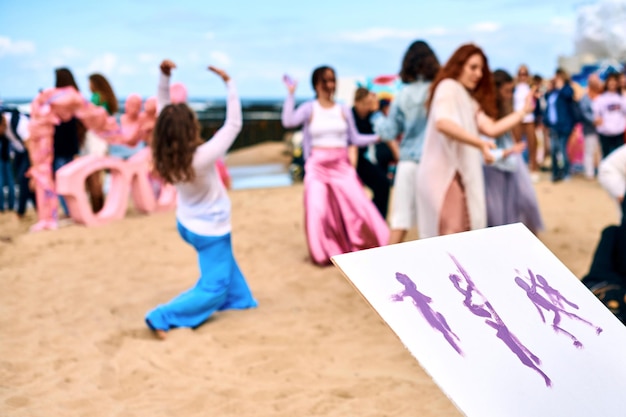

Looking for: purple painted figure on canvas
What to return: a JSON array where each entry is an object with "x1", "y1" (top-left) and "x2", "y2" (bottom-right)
[
  {"x1": 391, "y1": 272, "x2": 463, "y2": 355},
  {"x1": 448, "y1": 254, "x2": 552, "y2": 387},
  {"x1": 515, "y1": 269, "x2": 603, "y2": 348}
]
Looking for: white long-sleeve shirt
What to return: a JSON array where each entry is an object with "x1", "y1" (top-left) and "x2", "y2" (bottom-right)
[
  {"x1": 598, "y1": 143, "x2": 626, "y2": 201},
  {"x1": 157, "y1": 73, "x2": 171, "y2": 113},
  {"x1": 171, "y1": 80, "x2": 242, "y2": 236}
]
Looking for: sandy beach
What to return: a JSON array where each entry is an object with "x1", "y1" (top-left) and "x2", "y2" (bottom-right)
[{"x1": 0, "y1": 142, "x2": 618, "y2": 417}]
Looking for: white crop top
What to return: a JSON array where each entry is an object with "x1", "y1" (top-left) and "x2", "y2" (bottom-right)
[{"x1": 309, "y1": 101, "x2": 348, "y2": 148}]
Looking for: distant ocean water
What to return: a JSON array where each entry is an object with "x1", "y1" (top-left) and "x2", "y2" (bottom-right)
[
  {"x1": 1, "y1": 97, "x2": 296, "y2": 151},
  {"x1": 0, "y1": 97, "x2": 287, "y2": 121}
]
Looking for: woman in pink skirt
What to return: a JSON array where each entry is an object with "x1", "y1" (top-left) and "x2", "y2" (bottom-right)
[{"x1": 281, "y1": 66, "x2": 389, "y2": 265}]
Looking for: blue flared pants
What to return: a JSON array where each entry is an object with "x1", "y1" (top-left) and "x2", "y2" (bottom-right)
[{"x1": 145, "y1": 222, "x2": 258, "y2": 331}]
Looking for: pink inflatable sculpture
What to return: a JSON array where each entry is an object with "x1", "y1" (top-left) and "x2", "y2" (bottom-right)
[
  {"x1": 28, "y1": 89, "x2": 65, "y2": 231},
  {"x1": 138, "y1": 96, "x2": 157, "y2": 145},
  {"x1": 28, "y1": 87, "x2": 175, "y2": 230},
  {"x1": 55, "y1": 149, "x2": 176, "y2": 226}
]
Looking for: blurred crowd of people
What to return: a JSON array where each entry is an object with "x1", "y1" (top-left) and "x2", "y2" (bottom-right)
[
  {"x1": 281, "y1": 41, "x2": 626, "y2": 321},
  {"x1": 0, "y1": 41, "x2": 625, "y2": 327}
]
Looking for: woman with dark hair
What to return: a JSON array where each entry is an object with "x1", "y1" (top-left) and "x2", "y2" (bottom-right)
[
  {"x1": 53, "y1": 67, "x2": 84, "y2": 216},
  {"x1": 145, "y1": 65, "x2": 257, "y2": 339},
  {"x1": 416, "y1": 44, "x2": 534, "y2": 238},
  {"x1": 88, "y1": 73, "x2": 119, "y2": 115},
  {"x1": 85, "y1": 72, "x2": 119, "y2": 212},
  {"x1": 281, "y1": 65, "x2": 389, "y2": 265},
  {"x1": 593, "y1": 72, "x2": 626, "y2": 158},
  {"x1": 373, "y1": 40, "x2": 440, "y2": 244},
  {"x1": 483, "y1": 69, "x2": 544, "y2": 233}
]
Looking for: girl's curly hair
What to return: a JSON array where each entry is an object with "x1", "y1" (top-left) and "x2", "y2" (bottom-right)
[{"x1": 151, "y1": 103, "x2": 203, "y2": 184}]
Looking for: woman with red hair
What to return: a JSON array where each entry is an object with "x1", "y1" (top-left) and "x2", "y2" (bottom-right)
[{"x1": 417, "y1": 44, "x2": 535, "y2": 238}]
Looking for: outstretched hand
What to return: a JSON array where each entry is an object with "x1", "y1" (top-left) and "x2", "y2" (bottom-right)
[
  {"x1": 283, "y1": 75, "x2": 297, "y2": 95},
  {"x1": 160, "y1": 59, "x2": 176, "y2": 76},
  {"x1": 208, "y1": 66, "x2": 230, "y2": 82}
]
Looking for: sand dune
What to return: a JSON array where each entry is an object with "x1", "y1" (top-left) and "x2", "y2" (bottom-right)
[{"x1": 0, "y1": 143, "x2": 617, "y2": 417}]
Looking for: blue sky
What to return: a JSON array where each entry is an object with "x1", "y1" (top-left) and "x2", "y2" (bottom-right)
[{"x1": 1, "y1": 0, "x2": 587, "y2": 100}]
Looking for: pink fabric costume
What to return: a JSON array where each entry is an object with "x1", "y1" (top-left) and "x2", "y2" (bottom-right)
[
  {"x1": 282, "y1": 94, "x2": 389, "y2": 265},
  {"x1": 27, "y1": 87, "x2": 135, "y2": 231},
  {"x1": 139, "y1": 96, "x2": 157, "y2": 145}
]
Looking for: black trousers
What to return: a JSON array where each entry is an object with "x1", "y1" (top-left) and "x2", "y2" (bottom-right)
[
  {"x1": 599, "y1": 133, "x2": 625, "y2": 158},
  {"x1": 13, "y1": 151, "x2": 36, "y2": 216},
  {"x1": 356, "y1": 148, "x2": 390, "y2": 220}
]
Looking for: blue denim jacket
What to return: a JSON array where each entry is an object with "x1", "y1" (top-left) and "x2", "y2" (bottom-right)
[{"x1": 372, "y1": 80, "x2": 431, "y2": 162}]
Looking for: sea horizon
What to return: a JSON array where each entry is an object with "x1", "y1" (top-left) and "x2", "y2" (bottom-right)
[{"x1": 0, "y1": 96, "x2": 305, "y2": 120}]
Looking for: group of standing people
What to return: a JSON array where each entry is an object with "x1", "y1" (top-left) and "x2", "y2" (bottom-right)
[
  {"x1": 281, "y1": 40, "x2": 544, "y2": 266},
  {"x1": 517, "y1": 66, "x2": 626, "y2": 183}
]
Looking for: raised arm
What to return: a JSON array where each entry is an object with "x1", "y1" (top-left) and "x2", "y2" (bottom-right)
[
  {"x1": 477, "y1": 110, "x2": 528, "y2": 139},
  {"x1": 281, "y1": 75, "x2": 315, "y2": 128},
  {"x1": 430, "y1": 79, "x2": 495, "y2": 163},
  {"x1": 157, "y1": 59, "x2": 176, "y2": 114},
  {"x1": 281, "y1": 93, "x2": 311, "y2": 128},
  {"x1": 193, "y1": 67, "x2": 242, "y2": 168}
]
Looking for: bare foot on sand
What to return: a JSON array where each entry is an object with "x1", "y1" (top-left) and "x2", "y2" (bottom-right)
[{"x1": 153, "y1": 329, "x2": 167, "y2": 340}]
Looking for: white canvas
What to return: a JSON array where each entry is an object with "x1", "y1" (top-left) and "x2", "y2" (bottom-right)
[{"x1": 331, "y1": 223, "x2": 626, "y2": 417}]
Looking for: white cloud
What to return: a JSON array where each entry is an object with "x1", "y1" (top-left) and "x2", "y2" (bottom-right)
[
  {"x1": 189, "y1": 51, "x2": 200, "y2": 63},
  {"x1": 87, "y1": 52, "x2": 118, "y2": 74},
  {"x1": 59, "y1": 46, "x2": 81, "y2": 59},
  {"x1": 0, "y1": 36, "x2": 35, "y2": 57},
  {"x1": 469, "y1": 22, "x2": 501, "y2": 33},
  {"x1": 209, "y1": 50, "x2": 231, "y2": 66},
  {"x1": 339, "y1": 28, "x2": 418, "y2": 42},
  {"x1": 138, "y1": 53, "x2": 158, "y2": 63},
  {"x1": 118, "y1": 64, "x2": 137, "y2": 75},
  {"x1": 549, "y1": 16, "x2": 575, "y2": 35},
  {"x1": 338, "y1": 27, "x2": 450, "y2": 43}
]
